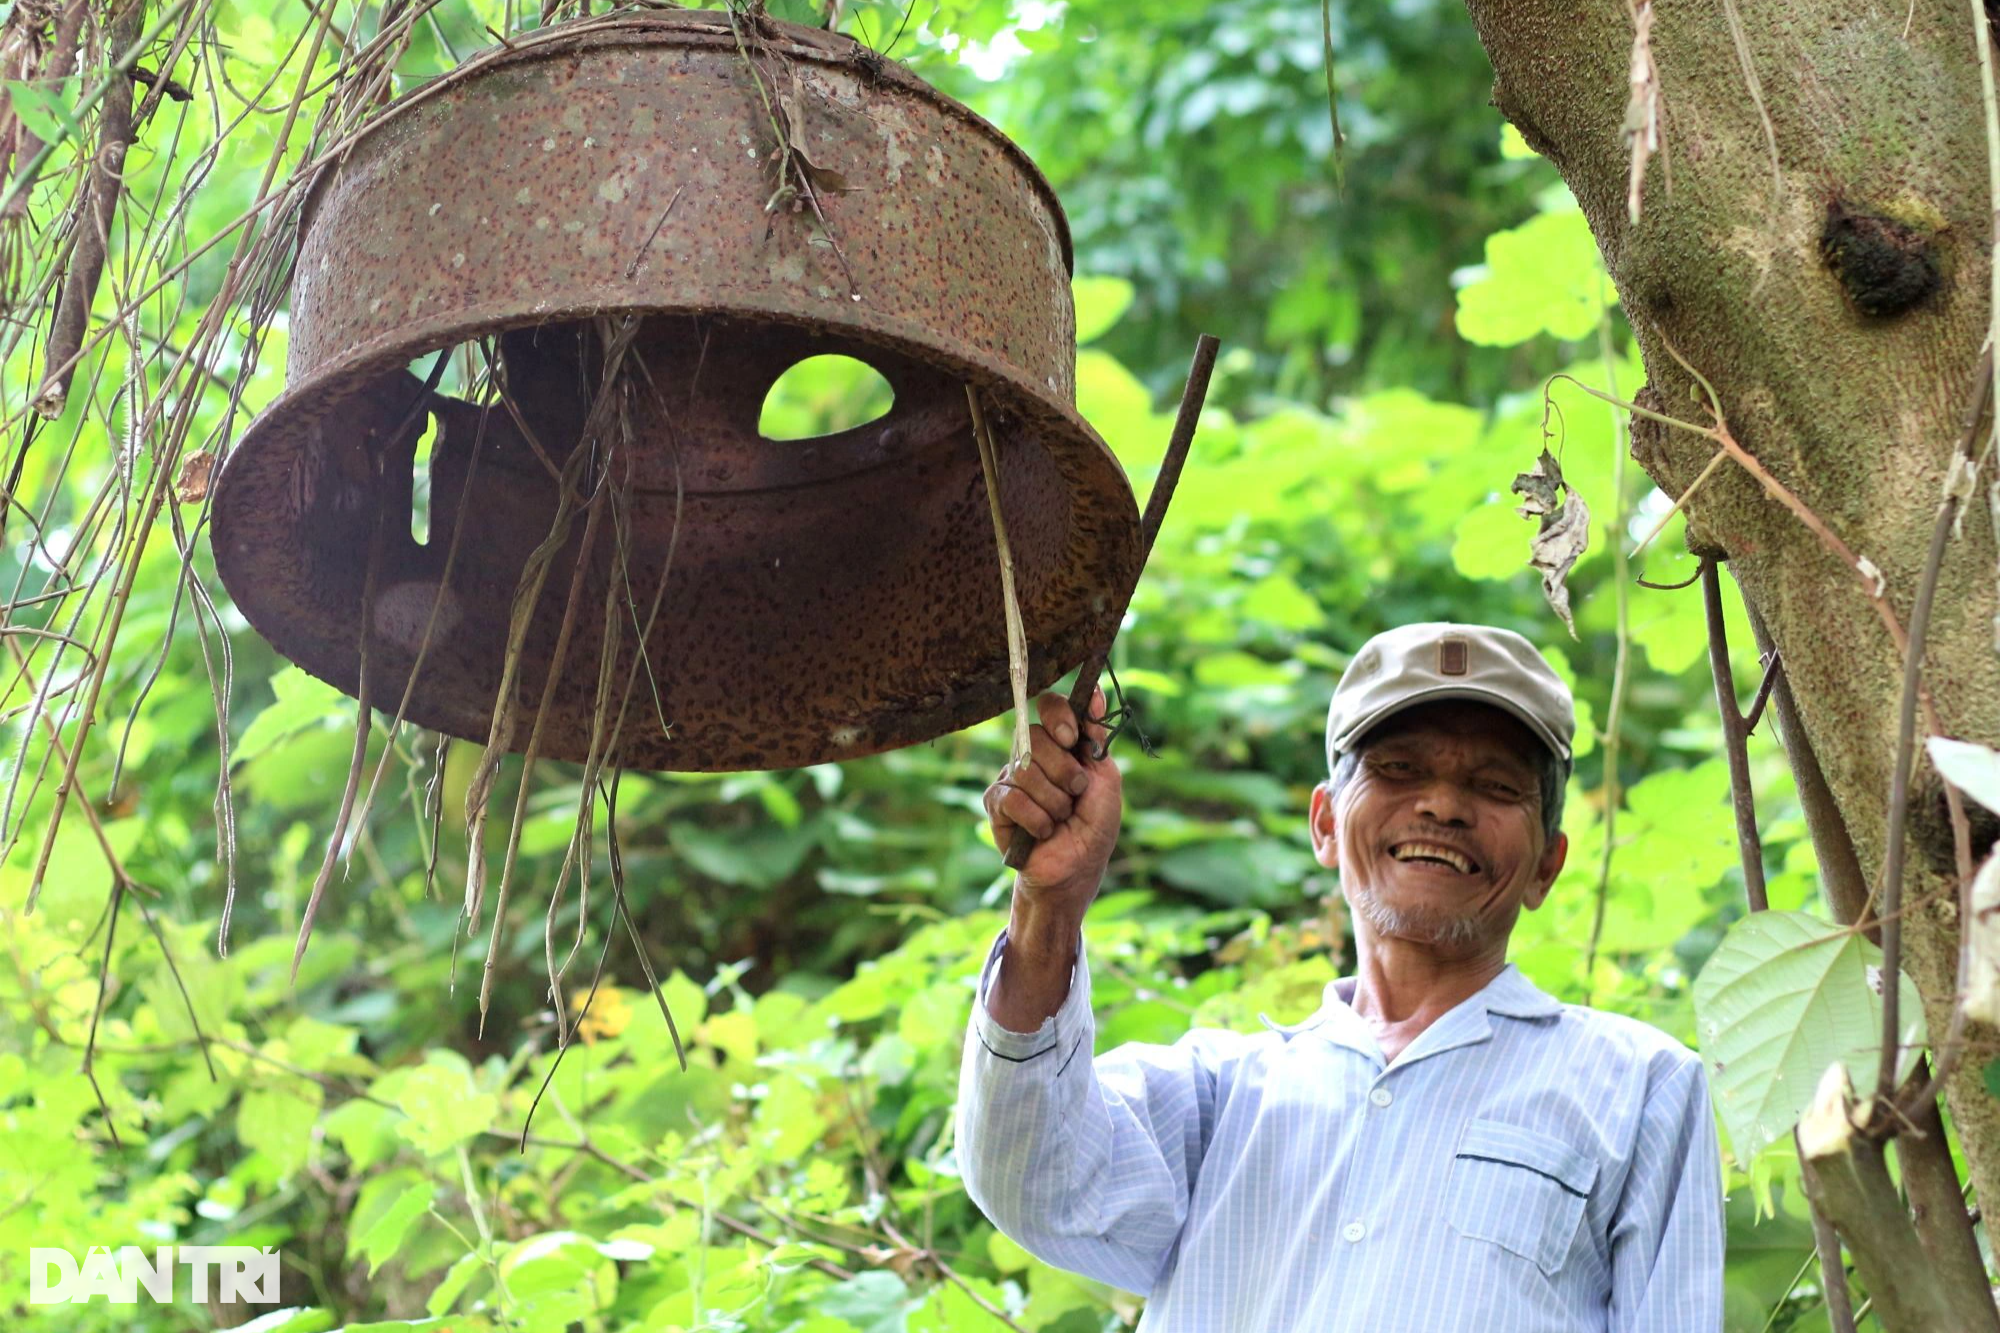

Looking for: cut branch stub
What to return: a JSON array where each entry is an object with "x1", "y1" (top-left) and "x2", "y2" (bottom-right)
[{"x1": 210, "y1": 11, "x2": 1141, "y2": 772}]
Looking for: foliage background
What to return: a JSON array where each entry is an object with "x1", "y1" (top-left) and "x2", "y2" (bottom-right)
[{"x1": 0, "y1": 0, "x2": 1854, "y2": 1329}]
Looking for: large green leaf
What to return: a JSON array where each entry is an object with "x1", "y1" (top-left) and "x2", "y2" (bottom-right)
[
  {"x1": 1073, "y1": 274, "x2": 1135, "y2": 343},
  {"x1": 353, "y1": 1179, "x2": 435, "y2": 1277},
  {"x1": 393, "y1": 1064, "x2": 498, "y2": 1156},
  {"x1": 1693, "y1": 910, "x2": 1927, "y2": 1161},
  {"x1": 237, "y1": 1084, "x2": 322, "y2": 1179},
  {"x1": 673, "y1": 817, "x2": 822, "y2": 888},
  {"x1": 234, "y1": 666, "x2": 347, "y2": 767},
  {"x1": 1453, "y1": 205, "x2": 1611, "y2": 346}
]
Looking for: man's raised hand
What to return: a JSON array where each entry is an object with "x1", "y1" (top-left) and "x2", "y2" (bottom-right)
[
  {"x1": 979, "y1": 689, "x2": 1122, "y2": 1033},
  {"x1": 982, "y1": 689, "x2": 1123, "y2": 927}
]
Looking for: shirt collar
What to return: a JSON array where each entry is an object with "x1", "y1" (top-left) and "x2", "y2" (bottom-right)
[{"x1": 1267, "y1": 962, "x2": 1562, "y2": 1068}]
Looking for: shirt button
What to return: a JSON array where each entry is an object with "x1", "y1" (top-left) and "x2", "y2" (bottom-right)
[
  {"x1": 1369, "y1": 1087, "x2": 1393, "y2": 1107},
  {"x1": 1342, "y1": 1221, "x2": 1367, "y2": 1243}
]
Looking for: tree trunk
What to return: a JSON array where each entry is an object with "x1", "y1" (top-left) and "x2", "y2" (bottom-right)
[{"x1": 1461, "y1": 0, "x2": 2000, "y2": 1280}]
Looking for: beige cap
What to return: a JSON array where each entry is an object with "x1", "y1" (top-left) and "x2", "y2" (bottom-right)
[{"x1": 1324, "y1": 622, "x2": 1574, "y2": 771}]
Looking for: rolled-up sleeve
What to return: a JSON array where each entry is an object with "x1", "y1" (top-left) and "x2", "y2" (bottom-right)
[
  {"x1": 1608, "y1": 1052, "x2": 1726, "y2": 1331},
  {"x1": 955, "y1": 928, "x2": 1236, "y2": 1296}
]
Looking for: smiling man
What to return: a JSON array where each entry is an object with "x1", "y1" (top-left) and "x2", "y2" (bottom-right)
[{"x1": 957, "y1": 622, "x2": 1723, "y2": 1331}]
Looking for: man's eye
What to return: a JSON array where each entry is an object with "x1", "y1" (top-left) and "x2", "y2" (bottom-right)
[
  {"x1": 1480, "y1": 781, "x2": 1523, "y2": 799},
  {"x1": 1379, "y1": 761, "x2": 1415, "y2": 775}
]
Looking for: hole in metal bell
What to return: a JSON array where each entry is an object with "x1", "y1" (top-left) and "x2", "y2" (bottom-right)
[{"x1": 759, "y1": 355, "x2": 896, "y2": 442}]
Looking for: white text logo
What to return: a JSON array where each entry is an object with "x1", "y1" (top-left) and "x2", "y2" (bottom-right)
[{"x1": 29, "y1": 1246, "x2": 280, "y2": 1304}]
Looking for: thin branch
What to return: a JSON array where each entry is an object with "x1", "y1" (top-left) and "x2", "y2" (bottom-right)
[
  {"x1": 2, "y1": 638, "x2": 154, "y2": 901},
  {"x1": 294, "y1": 504, "x2": 384, "y2": 983},
  {"x1": 1743, "y1": 652, "x2": 1781, "y2": 735},
  {"x1": 0, "y1": 0, "x2": 197, "y2": 218},
  {"x1": 881, "y1": 1215, "x2": 1030, "y2": 1333},
  {"x1": 1803, "y1": 1158, "x2": 1858, "y2": 1333},
  {"x1": 968, "y1": 385, "x2": 1031, "y2": 767},
  {"x1": 36, "y1": 0, "x2": 144, "y2": 418},
  {"x1": 1743, "y1": 599, "x2": 1872, "y2": 932},
  {"x1": 1892, "y1": 345, "x2": 1995, "y2": 1114},
  {"x1": 82, "y1": 879, "x2": 128, "y2": 1151},
  {"x1": 1719, "y1": 0, "x2": 1783, "y2": 214},
  {"x1": 1701, "y1": 560, "x2": 1766, "y2": 910},
  {"x1": 1975, "y1": 0, "x2": 2000, "y2": 428},
  {"x1": 1628, "y1": 446, "x2": 1726, "y2": 561},
  {"x1": 135, "y1": 895, "x2": 217, "y2": 1081},
  {"x1": 1585, "y1": 296, "x2": 1632, "y2": 993}
]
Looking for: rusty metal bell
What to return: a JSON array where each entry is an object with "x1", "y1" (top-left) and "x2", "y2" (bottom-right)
[{"x1": 212, "y1": 11, "x2": 1142, "y2": 772}]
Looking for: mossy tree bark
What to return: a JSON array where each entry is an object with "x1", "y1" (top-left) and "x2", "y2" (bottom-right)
[{"x1": 1459, "y1": 0, "x2": 2000, "y2": 1307}]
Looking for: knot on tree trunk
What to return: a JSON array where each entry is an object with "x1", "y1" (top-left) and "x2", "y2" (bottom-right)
[{"x1": 1819, "y1": 201, "x2": 1945, "y2": 319}]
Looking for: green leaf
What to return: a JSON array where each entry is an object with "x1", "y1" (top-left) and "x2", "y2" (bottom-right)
[
  {"x1": 355, "y1": 1180, "x2": 435, "y2": 1276},
  {"x1": 1927, "y1": 736, "x2": 2000, "y2": 814},
  {"x1": 1693, "y1": 910, "x2": 1927, "y2": 1161},
  {"x1": 500, "y1": 1231, "x2": 617, "y2": 1307},
  {"x1": 425, "y1": 1251, "x2": 486, "y2": 1318},
  {"x1": 6, "y1": 77, "x2": 80, "y2": 145},
  {"x1": 237, "y1": 1084, "x2": 322, "y2": 1179},
  {"x1": 1628, "y1": 579, "x2": 1710, "y2": 675},
  {"x1": 328, "y1": 1312, "x2": 496, "y2": 1320},
  {"x1": 1454, "y1": 206, "x2": 1610, "y2": 347},
  {"x1": 324, "y1": 1098, "x2": 400, "y2": 1172},
  {"x1": 1451, "y1": 499, "x2": 1529, "y2": 581},
  {"x1": 1154, "y1": 837, "x2": 1314, "y2": 908},
  {"x1": 658, "y1": 969, "x2": 710, "y2": 1032},
  {"x1": 1192, "y1": 651, "x2": 1294, "y2": 690},
  {"x1": 394, "y1": 1064, "x2": 498, "y2": 1155},
  {"x1": 1076, "y1": 348, "x2": 1158, "y2": 466},
  {"x1": 1072, "y1": 275, "x2": 1135, "y2": 343},
  {"x1": 1239, "y1": 574, "x2": 1326, "y2": 630},
  {"x1": 234, "y1": 666, "x2": 348, "y2": 767},
  {"x1": 673, "y1": 818, "x2": 820, "y2": 888},
  {"x1": 816, "y1": 1270, "x2": 916, "y2": 1333},
  {"x1": 232, "y1": 1310, "x2": 337, "y2": 1333},
  {"x1": 1984, "y1": 1058, "x2": 2000, "y2": 1100},
  {"x1": 987, "y1": 1228, "x2": 1034, "y2": 1274}
]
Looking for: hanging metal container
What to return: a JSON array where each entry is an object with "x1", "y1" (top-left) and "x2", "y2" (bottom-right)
[{"x1": 211, "y1": 10, "x2": 1141, "y2": 771}]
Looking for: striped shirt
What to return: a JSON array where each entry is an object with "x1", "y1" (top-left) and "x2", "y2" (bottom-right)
[{"x1": 957, "y1": 929, "x2": 1723, "y2": 1331}]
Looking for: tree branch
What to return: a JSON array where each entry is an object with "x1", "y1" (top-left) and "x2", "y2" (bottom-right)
[
  {"x1": 1701, "y1": 560, "x2": 1766, "y2": 910},
  {"x1": 1799, "y1": 1146, "x2": 1858, "y2": 1333},
  {"x1": 1899, "y1": 1063, "x2": 1993, "y2": 1323},
  {"x1": 36, "y1": 1, "x2": 144, "y2": 418},
  {"x1": 1799, "y1": 1080, "x2": 1996, "y2": 1333},
  {"x1": 1742, "y1": 599, "x2": 1873, "y2": 934},
  {"x1": 1876, "y1": 347, "x2": 1991, "y2": 1114}
]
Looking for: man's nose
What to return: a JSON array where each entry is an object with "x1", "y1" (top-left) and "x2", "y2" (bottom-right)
[{"x1": 1413, "y1": 779, "x2": 1476, "y2": 827}]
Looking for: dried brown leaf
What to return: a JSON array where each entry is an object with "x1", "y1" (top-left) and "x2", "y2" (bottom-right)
[
  {"x1": 1622, "y1": 0, "x2": 1659, "y2": 224},
  {"x1": 174, "y1": 448, "x2": 214, "y2": 503},
  {"x1": 1512, "y1": 448, "x2": 1591, "y2": 637}
]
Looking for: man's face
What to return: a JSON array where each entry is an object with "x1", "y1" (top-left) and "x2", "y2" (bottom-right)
[{"x1": 1309, "y1": 700, "x2": 1567, "y2": 955}]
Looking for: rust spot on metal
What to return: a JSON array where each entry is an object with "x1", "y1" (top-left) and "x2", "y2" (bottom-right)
[{"x1": 212, "y1": 11, "x2": 1140, "y2": 772}]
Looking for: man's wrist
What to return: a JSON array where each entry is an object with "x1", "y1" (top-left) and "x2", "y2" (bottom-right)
[
  {"x1": 1005, "y1": 896, "x2": 1085, "y2": 969},
  {"x1": 981, "y1": 895, "x2": 1086, "y2": 1037}
]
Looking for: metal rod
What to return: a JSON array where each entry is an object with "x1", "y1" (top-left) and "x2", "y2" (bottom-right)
[{"x1": 1002, "y1": 332, "x2": 1219, "y2": 871}]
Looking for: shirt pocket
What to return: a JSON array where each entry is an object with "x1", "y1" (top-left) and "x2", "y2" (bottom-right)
[{"x1": 1446, "y1": 1118, "x2": 1598, "y2": 1274}]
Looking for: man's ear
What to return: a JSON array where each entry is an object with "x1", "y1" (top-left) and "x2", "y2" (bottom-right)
[
  {"x1": 1523, "y1": 831, "x2": 1568, "y2": 911},
  {"x1": 1309, "y1": 782, "x2": 1339, "y2": 870}
]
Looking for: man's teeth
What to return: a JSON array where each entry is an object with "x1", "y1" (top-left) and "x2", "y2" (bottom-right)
[{"x1": 1391, "y1": 843, "x2": 1473, "y2": 873}]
